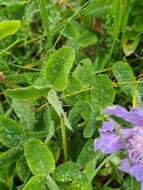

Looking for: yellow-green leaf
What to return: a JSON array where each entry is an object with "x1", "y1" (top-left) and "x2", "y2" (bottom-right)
[
  {"x1": 24, "y1": 139, "x2": 55, "y2": 175},
  {"x1": 0, "y1": 147, "x2": 21, "y2": 167},
  {"x1": 47, "y1": 89, "x2": 72, "y2": 131},
  {"x1": 91, "y1": 74, "x2": 115, "y2": 107},
  {"x1": 73, "y1": 59, "x2": 94, "y2": 87},
  {"x1": 0, "y1": 116, "x2": 25, "y2": 148},
  {"x1": 23, "y1": 174, "x2": 45, "y2": 190},
  {"x1": 44, "y1": 46, "x2": 75, "y2": 91},
  {"x1": 53, "y1": 161, "x2": 85, "y2": 182},
  {"x1": 0, "y1": 20, "x2": 21, "y2": 40},
  {"x1": 16, "y1": 156, "x2": 30, "y2": 182},
  {"x1": 113, "y1": 61, "x2": 135, "y2": 95},
  {"x1": 4, "y1": 86, "x2": 48, "y2": 100}
]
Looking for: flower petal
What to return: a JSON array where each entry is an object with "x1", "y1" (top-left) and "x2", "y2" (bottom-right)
[
  {"x1": 130, "y1": 164, "x2": 143, "y2": 182},
  {"x1": 94, "y1": 134, "x2": 123, "y2": 154},
  {"x1": 99, "y1": 121, "x2": 114, "y2": 135},
  {"x1": 119, "y1": 158, "x2": 130, "y2": 174},
  {"x1": 134, "y1": 107, "x2": 143, "y2": 117},
  {"x1": 121, "y1": 128, "x2": 135, "y2": 138},
  {"x1": 104, "y1": 105, "x2": 128, "y2": 118},
  {"x1": 141, "y1": 181, "x2": 143, "y2": 190},
  {"x1": 119, "y1": 159, "x2": 143, "y2": 182},
  {"x1": 104, "y1": 105, "x2": 143, "y2": 126}
]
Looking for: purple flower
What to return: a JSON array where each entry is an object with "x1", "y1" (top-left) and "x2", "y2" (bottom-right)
[
  {"x1": 94, "y1": 105, "x2": 143, "y2": 190},
  {"x1": 104, "y1": 105, "x2": 143, "y2": 126},
  {"x1": 94, "y1": 120, "x2": 123, "y2": 154}
]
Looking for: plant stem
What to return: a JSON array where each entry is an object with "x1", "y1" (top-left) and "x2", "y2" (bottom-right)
[
  {"x1": 132, "y1": 78, "x2": 136, "y2": 109},
  {"x1": 93, "y1": 154, "x2": 116, "y2": 177},
  {"x1": 60, "y1": 113, "x2": 67, "y2": 162},
  {"x1": 131, "y1": 176, "x2": 134, "y2": 190}
]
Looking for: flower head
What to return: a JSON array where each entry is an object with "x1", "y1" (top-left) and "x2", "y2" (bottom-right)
[
  {"x1": 94, "y1": 105, "x2": 143, "y2": 190},
  {"x1": 94, "y1": 120, "x2": 123, "y2": 154}
]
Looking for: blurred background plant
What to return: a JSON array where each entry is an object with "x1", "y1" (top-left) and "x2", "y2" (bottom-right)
[{"x1": 0, "y1": 0, "x2": 143, "y2": 190}]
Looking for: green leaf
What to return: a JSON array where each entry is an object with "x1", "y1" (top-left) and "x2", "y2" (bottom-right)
[
  {"x1": 137, "y1": 77, "x2": 143, "y2": 95},
  {"x1": 69, "y1": 176, "x2": 90, "y2": 190},
  {"x1": 63, "y1": 76, "x2": 89, "y2": 106},
  {"x1": 46, "y1": 175, "x2": 60, "y2": 190},
  {"x1": 112, "y1": 0, "x2": 123, "y2": 42},
  {"x1": 84, "y1": 159, "x2": 96, "y2": 183},
  {"x1": 68, "y1": 101, "x2": 83, "y2": 125},
  {"x1": 23, "y1": 174, "x2": 45, "y2": 190},
  {"x1": 24, "y1": 139, "x2": 55, "y2": 175},
  {"x1": 11, "y1": 100, "x2": 35, "y2": 131},
  {"x1": 0, "y1": 179, "x2": 9, "y2": 190},
  {"x1": 122, "y1": 37, "x2": 139, "y2": 56},
  {"x1": 63, "y1": 21, "x2": 97, "y2": 48},
  {"x1": 73, "y1": 59, "x2": 94, "y2": 87},
  {"x1": 52, "y1": 161, "x2": 85, "y2": 183},
  {"x1": 45, "y1": 121, "x2": 55, "y2": 143},
  {"x1": 0, "y1": 20, "x2": 21, "y2": 40},
  {"x1": 91, "y1": 74, "x2": 115, "y2": 107},
  {"x1": 81, "y1": 101, "x2": 92, "y2": 120},
  {"x1": 78, "y1": 30, "x2": 97, "y2": 48},
  {"x1": 0, "y1": 147, "x2": 21, "y2": 167},
  {"x1": 44, "y1": 46, "x2": 75, "y2": 91},
  {"x1": 109, "y1": 155, "x2": 120, "y2": 167},
  {"x1": 0, "y1": 116, "x2": 25, "y2": 148},
  {"x1": 4, "y1": 86, "x2": 48, "y2": 100},
  {"x1": 121, "y1": 176, "x2": 140, "y2": 190},
  {"x1": 113, "y1": 61, "x2": 135, "y2": 95},
  {"x1": 76, "y1": 139, "x2": 95, "y2": 169},
  {"x1": 0, "y1": 1, "x2": 29, "y2": 6},
  {"x1": 63, "y1": 21, "x2": 79, "y2": 40},
  {"x1": 48, "y1": 140, "x2": 60, "y2": 163},
  {"x1": 137, "y1": 77, "x2": 143, "y2": 106},
  {"x1": 83, "y1": 110, "x2": 97, "y2": 138},
  {"x1": 99, "y1": 187, "x2": 120, "y2": 190},
  {"x1": 16, "y1": 156, "x2": 30, "y2": 182},
  {"x1": 43, "y1": 108, "x2": 52, "y2": 130},
  {"x1": 47, "y1": 89, "x2": 72, "y2": 131}
]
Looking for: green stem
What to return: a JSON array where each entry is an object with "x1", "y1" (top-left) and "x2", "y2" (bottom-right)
[
  {"x1": 93, "y1": 154, "x2": 116, "y2": 177},
  {"x1": 60, "y1": 113, "x2": 67, "y2": 162},
  {"x1": 131, "y1": 176, "x2": 134, "y2": 190},
  {"x1": 132, "y1": 78, "x2": 136, "y2": 109}
]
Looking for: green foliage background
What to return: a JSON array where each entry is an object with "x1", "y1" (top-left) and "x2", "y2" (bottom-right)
[{"x1": 0, "y1": 0, "x2": 143, "y2": 189}]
